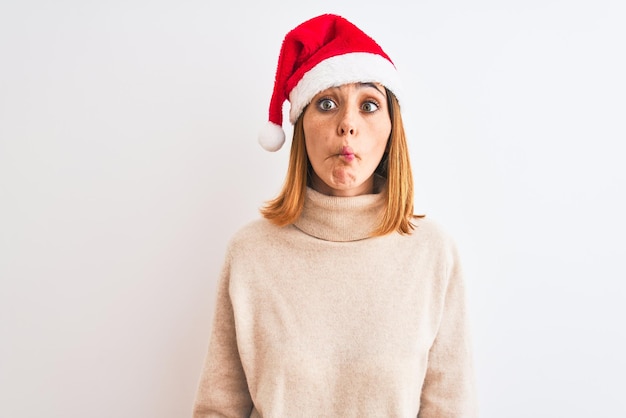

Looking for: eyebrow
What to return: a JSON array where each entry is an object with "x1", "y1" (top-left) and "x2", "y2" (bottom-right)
[
  {"x1": 325, "y1": 82, "x2": 386, "y2": 97},
  {"x1": 358, "y1": 82, "x2": 386, "y2": 96}
]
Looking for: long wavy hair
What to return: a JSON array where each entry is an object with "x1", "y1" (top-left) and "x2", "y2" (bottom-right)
[{"x1": 260, "y1": 88, "x2": 420, "y2": 236}]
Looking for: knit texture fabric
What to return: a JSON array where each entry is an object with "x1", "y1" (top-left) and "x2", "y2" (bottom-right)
[{"x1": 193, "y1": 187, "x2": 478, "y2": 417}]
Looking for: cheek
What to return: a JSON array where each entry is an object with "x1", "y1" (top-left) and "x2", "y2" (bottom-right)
[
  {"x1": 303, "y1": 118, "x2": 330, "y2": 158},
  {"x1": 369, "y1": 125, "x2": 391, "y2": 155},
  {"x1": 303, "y1": 126, "x2": 319, "y2": 155}
]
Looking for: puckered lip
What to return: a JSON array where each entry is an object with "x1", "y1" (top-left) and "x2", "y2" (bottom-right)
[
  {"x1": 339, "y1": 146, "x2": 355, "y2": 162},
  {"x1": 327, "y1": 145, "x2": 357, "y2": 161},
  {"x1": 340, "y1": 145, "x2": 355, "y2": 156}
]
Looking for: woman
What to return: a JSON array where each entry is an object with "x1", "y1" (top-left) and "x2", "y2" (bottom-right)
[{"x1": 193, "y1": 14, "x2": 477, "y2": 417}]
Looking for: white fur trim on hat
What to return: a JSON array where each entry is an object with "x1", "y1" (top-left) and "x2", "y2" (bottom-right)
[{"x1": 288, "y1": 52, "x2": 402, "y2": 124}]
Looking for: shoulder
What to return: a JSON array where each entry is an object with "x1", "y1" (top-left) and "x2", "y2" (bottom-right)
[
  {"x1": 410, "y1": 216, "x2": 457, "y2": 247},
  {"x1": 229, "y1": 217, "x2": 272, "y2": 244},
  {"x1": 225, "y1": 217, "x2": 293, "y2": 256},
  {"x1": 403, "y1": 216, "x2": 461, "y2": 267}
]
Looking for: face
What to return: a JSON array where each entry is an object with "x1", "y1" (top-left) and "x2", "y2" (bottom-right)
[{"x1": 302, "y1": 83, "x2": 391, "y2": 197}]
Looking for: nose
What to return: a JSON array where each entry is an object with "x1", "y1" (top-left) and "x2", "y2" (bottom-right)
[{"x1": 337, "y1": 107, "x2": 357, "y2": 136}]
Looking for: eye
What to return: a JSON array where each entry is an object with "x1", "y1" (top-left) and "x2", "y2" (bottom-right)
[
  {"x1": 317, "y1": 98, "x2": 337, "y2": 111},
  {"x1": 361, "y1": 100, "x2": 380, "y2": 113}
]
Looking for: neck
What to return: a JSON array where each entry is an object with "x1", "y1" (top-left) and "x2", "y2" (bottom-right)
[
  {"x1": 293, "y1": 182, "x2": 387, "y2": 242},
  {"x1": 309, "y1": 175, "x2": 375, "y2": 197}
]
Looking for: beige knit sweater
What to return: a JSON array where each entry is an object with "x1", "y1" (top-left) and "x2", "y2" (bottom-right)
[{"x1": 193, "y1": 187, "x2": 478, "y2": 417}]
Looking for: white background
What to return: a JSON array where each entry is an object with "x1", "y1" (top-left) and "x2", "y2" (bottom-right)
[{"x1": 1, "y1": 0, "x2": 625, "y2": 417}]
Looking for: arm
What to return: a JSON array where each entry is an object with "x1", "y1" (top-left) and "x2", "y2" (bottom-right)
[
  {"x1": 418, "y1": 243, "x2": 478, "y2": 418},
  {"x1": 192, "y1": 256, "x2": 253, "y2": 418}
]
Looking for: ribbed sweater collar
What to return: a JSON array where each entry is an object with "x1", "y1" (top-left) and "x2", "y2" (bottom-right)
[{"x1": 293, "y1": 184, "x2": 387, "y2": 242}]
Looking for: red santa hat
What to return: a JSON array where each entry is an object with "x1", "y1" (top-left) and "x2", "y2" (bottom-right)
[{"x1": 258, "y1": 14, "x2": 402, "y2": 152}]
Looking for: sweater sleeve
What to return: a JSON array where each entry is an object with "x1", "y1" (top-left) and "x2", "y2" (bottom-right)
[
  {"x1": 418, "y1": 241, "x2": 478, "y2": 418},
  {"x1": 192, "y1": 255, "x2": 253, "y2": 418}
]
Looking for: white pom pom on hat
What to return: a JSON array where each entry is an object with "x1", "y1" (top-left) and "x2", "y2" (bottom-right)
[
  {"x1": 258, "y1": 122, "x2": 286, "y2": 152},
  {"x1": 258, "y1": 13, "x2": 403, "y2": 152}
]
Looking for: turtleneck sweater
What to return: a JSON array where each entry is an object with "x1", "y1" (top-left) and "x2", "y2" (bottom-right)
[{"x1": 193, "y1": 187, "x2": 478, "y2": 417}]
